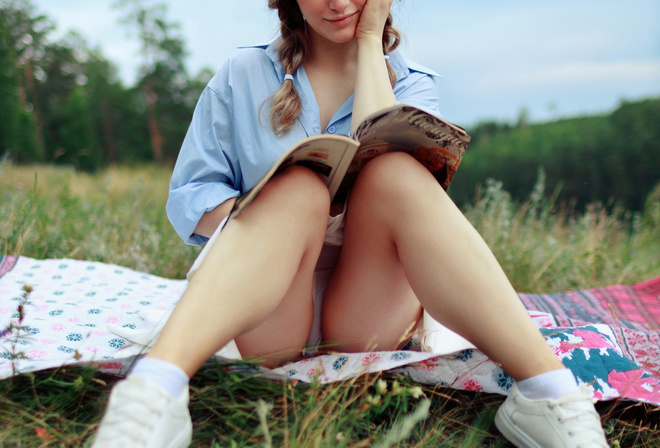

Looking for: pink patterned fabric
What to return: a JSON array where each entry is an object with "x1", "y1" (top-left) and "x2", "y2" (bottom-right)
[
  {"x1": 517, "y1": 279, "x2": 660, "y2": 405},
  {"x1": 518, "y1": 277, "x2": 660, "y2": 333}
]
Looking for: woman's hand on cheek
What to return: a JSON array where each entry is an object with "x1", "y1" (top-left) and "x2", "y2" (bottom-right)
[{"x1": 355, "y1": 0, "x2": 393, "y2": 43}]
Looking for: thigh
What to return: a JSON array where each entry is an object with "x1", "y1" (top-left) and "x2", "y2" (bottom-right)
[
  {"x1": 215, "y1": 166, "x2": 330, "y2": 366},
  {"x1": 321, "y1": 158, "x2": 423, "y2": 353},
  {"x1": 233, "y1": 258, "x2": 316, "y2": 366}
]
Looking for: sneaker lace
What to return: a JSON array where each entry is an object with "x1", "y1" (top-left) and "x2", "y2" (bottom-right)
[{"x1": 549, "y1": 389, "x2": 608, "y2": 448}]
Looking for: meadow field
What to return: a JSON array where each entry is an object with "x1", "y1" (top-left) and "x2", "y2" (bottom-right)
[{"x1": 1, "y1": 163, "x2": 659, "y2": 447}]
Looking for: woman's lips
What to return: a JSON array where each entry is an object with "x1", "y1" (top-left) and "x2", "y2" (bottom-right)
[{"x1": 326, "y1": 11, "x2": 358, "y2": 27}]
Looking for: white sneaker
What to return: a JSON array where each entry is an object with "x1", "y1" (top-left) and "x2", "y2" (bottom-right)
[
  {"x1": 91, "y1": 375, "x2": 193, "y2": 448},
  {"x1": 495, "y1": 382, "x2": 609, "y2": 448}
]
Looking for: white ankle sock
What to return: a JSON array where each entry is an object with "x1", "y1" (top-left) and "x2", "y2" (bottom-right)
[
  {"x1": 517, "y1": 368, "x2": 578, "y2": 400},
  {"x1": 131, "y1": 357, "x2": 190, "y2": 398}
]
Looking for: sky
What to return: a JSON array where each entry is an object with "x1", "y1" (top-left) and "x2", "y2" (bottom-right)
[{"x1": 31, "y1": 0, "x2": 660, "y2": 127}]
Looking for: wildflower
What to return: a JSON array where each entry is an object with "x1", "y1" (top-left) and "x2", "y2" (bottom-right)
[
  {"x1": 34, "y1": 428, "x2": 53, "y2": 441},
  {"x1": 391, "y1": 380, "x2": 403, "y2": 395},
  {"x1": 409, "y1": 386, "x2": 424, "y2": 399},
  {"x1": 91, "y1": 378, "x2": 108, "y2": 386},
  {"x1": 22, "y1": 284, "x2": 34, "y2": 294},
  {"x1": 376, "y1": 379, "x2": 388, "y2": 395},
  {"x1": 365, "y1": 394, "x2": 381, "y2": 405}
]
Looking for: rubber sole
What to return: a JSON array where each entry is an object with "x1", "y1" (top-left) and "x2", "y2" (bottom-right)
[{"x1": 494, "y1": 407, "x2": 542, "y2": 448}]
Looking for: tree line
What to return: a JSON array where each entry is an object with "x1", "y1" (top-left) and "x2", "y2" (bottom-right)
[
  {"x1": 450, "y1": 98, "x2": 660, "y2": 211},
  {"x1": 1, "y1": 0, "x2": 211, "y2": 170},
  {"x1": 1, "y1": 0, "x2": 658, "y2": 210}
]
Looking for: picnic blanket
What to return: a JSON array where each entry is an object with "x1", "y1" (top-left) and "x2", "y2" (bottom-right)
[{"x1": 1, "y1": 255, "x2": 659, "y2": 406}]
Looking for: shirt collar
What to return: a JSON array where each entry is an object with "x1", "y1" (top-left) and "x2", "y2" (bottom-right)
[
  {"x1": 238, "y1": 41, "x2": 285, "y2": 82},
  {"x1": 239, "y1": 40, "x2": 442, "y2": 82},
  {"x1": 238, "y1": 41, "x2": 279, "y2": 63},
  {"x1": 388, "y1": 50, "x2": 442, "y2": 79}
]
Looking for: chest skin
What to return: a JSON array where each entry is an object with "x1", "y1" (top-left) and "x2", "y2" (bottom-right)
[{"x1": 304, "y1": 63, "x2": 356, "y2": 132}]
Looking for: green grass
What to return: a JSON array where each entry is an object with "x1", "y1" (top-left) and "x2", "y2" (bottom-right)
[
  {"x1": 0, "y1": 163, "x2": 199, "y2": 279},
  {"x1": 461, "y1": 174, "x2": 660, "y2": 292},
  {"x1": 1, "y1": 163, "x2": 659, "y2": 447}
]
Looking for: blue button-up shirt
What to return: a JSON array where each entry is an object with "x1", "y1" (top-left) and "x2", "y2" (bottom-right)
[{"x1": 167, "y1": 40, "x2": 442, "y2": 245}]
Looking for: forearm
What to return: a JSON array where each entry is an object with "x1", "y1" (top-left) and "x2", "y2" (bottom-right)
[
  {"x1": 351, "y1": 36, "x2": 396, "y2": 135},
  {"x1": 193, "y1": 197, "x2": 236, "y2": 239}
]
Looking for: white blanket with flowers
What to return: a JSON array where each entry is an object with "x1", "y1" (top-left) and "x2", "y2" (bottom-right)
[{"x1": 1, "y1": 256, "x2": 658, "y2": 406}]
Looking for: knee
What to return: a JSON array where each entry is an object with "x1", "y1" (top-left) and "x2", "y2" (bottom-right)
[
  {"x1": 271, "y1": 165, "x2": 331, "y2": 223},
  {"x1": 352, "y1": 152, "x2": 450, "y2": 208}
]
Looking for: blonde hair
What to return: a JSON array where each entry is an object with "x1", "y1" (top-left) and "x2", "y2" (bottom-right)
[{"x1": 267, "y1": 0, "x2": 401, "y2": 135}]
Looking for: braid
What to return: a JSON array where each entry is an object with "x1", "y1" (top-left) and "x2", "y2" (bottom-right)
[
  {"x1": 267, "y1": 2, "x2": 403, "y2": 134},
  {"x1": 268, "y1": 0, "x2": 306, "y2": 135},
  {"x1": 382, "y1": 13, "x2": 401, "y2": 88}
]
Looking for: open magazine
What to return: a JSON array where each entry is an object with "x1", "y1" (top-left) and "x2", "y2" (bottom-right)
[{"x1": 230, "y1": 105, "x2": 471, "y2": 219}]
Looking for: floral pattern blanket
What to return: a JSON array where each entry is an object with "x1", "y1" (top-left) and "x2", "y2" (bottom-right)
[{"x1": 1, "y1": 256, "x2": 659, "y2": 406}]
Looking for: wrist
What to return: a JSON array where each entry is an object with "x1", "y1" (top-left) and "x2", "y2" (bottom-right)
[{"x1": 356, "y1": 34, "x2": 383, "y2": 50}]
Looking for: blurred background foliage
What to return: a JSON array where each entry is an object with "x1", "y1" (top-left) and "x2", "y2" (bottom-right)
[
  {"x1": 451, "y1": 98, "x2": 660, "y2": 212},
  {"x1": 1, "y1": 0, "x2": 659, "y2": 212},
  {"x1": 0, "y1": 0, "x2": 209, "y2": 170}
]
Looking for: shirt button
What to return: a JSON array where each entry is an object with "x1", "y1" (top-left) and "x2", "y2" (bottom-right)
[{"x1": 327, "y1": 126, "x2": 336, "y2": 134}]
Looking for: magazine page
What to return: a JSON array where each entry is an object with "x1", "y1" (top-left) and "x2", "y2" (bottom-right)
[
  {"x1": 231, "y1": 134, "x2": 357, "y2": 218},
  {"x1": 354, "y1": 106, "x2": 471, "y2": 190},
  {"x1": 278, "y1": 135, "x2": 357, "y2": 186}
]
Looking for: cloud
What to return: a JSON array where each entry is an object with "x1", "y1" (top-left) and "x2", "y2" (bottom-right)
[
  {"x1": 29, "y1": 0, "x2": 660, "y2": 125},
  {"x1": 401, "y1": 0, "x2": 659, "y2": 75},
  {"x1": 473, "y1": 60, "x2": 660, "y2": 93}
]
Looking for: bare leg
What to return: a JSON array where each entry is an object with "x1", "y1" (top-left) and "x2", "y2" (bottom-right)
[
  {"x1": 148, "y1": 166, "x2": 330, "y2": 374},
  {"x1": 322, "y1": 152, "x2": 563, "y2": 380}
]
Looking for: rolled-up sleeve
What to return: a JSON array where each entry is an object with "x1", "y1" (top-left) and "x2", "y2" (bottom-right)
[{"x1": 167, "y1": 66, "x2": 241, "y2": 245}]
